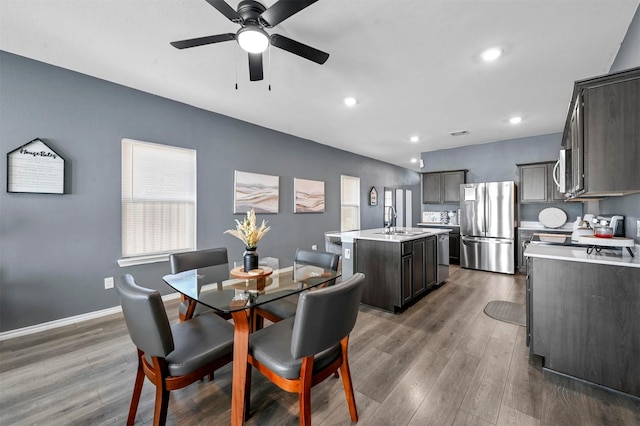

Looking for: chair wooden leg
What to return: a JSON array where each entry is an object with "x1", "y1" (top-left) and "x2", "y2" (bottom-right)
[
  {"x1": 299, "y1": 357, "x2": 314, "y2": 426},
  {"x1": 127, "y1": 350, "x2": 146, "y2": 426},
  {"x1": 339, "y1": 340, "x2": 358, "y2": 422},
  {"x1": 153, "y1": 382, "x2": 170, "y2": 426},
  {"x1": 151, "y1": 358, "x2": 170, "y2": 426}
]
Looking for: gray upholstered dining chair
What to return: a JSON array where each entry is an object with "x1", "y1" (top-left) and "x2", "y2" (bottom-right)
[
  {"x1": 169, "y1": 247, "x2": 229, "y2": 321},
  {"x1": 247, "y1": 272, "x2": 365, "y2": 426},
  {"x1": 117, "y1": 274, "x2": 234, "y2": 426},
  {"x1": 255, "y1": 249, "x2": 340, "y2": 324}
]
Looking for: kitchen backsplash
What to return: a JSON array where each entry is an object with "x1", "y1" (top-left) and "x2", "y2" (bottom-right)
[{"x1": 422, "y1": 210, "x2": 459, "y2": 224}]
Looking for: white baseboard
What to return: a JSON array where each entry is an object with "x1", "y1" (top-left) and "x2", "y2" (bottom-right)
[{"x1": 0, "y1": 292, "x2": 181, "y2": 342}]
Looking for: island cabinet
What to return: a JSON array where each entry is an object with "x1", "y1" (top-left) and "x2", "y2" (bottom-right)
[
  {"x1": 518, "y1": 162, "x2": 564, "y2": 203},
  {"x1": 527, "y1": 256, "x2": 640, "y2": 397},
  {"x1": 355, "y1": 236, "x2": 437, "y2": 313},
  {"x1": 422, "y1": 170, "x2": 466, "y2": 204}
]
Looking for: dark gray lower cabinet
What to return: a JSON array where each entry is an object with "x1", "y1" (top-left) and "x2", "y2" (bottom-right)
[
  {"x1": 518, "y1": 230, "x2": 534, "y2": 274},
  {"x1": 527, "y1": 257, "x2": 640, "y2": 397},
  {"x1": 356, "y1": 236, "x2": 437, "y2": 313}
]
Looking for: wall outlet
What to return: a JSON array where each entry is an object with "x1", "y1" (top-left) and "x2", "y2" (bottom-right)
[
  {"x1": 344, "y1": 248, "x2": 351, "y2": 259},
  {"x1": 311, "y1": 244, "x2": 317, "y2": 250},
  {"x1": 637, "y1": 220, "x2": 640, "y2": 237},
  {"x1": 104, "y1": 276, "x2": 114, "y2": 290}
]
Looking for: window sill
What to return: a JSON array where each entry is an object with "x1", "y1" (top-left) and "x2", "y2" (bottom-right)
[{"x1": 118, "y1": 253, "x2": 170, "y2": 267}]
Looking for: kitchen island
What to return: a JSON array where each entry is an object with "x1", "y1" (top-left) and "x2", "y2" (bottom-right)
[
  {"x1": 327, "y1": 228, "x2": 450, "y2": 313},
  {"x1": 524, "y1": 243, "x2": 640, "y2": 397}
]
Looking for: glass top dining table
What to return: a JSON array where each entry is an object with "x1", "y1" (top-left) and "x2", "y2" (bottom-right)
[
  {"x1": 162, "y1": 256, "x2": 341, "y2": 313},
  {"x1": 162, "y1": 256, "x2": 341, "y2": 426}
]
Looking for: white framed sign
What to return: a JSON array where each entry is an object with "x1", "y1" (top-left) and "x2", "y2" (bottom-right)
[{"x1": 7, "y1": 138, "x2": 65, "y2": 194}]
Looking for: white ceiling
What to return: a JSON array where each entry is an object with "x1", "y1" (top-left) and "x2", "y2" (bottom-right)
[{"x1": 1, "y1": 0, "x2": 638, "y2": 170}]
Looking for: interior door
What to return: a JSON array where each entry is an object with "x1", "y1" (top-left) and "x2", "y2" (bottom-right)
[
  {"x1": 395, "y1": 189, "x2": 404, "y2": 227},
  {"x1": 405, "y1": 190, "x2": 412, "y2": 227}
]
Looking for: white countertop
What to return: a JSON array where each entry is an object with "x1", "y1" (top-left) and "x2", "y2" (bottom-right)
[
  {"x1": 524, "y1": 244, "x2": 640, "y2": 268},
  {"x1": 417, "y1": 222, "x2": 460, "y2": 228},
  {"x1": 327, "y1": 227, "x2": 451, "y2": 243},
  {"x1": 518, "y1": 221, "x2": 573, "y2": 233}
]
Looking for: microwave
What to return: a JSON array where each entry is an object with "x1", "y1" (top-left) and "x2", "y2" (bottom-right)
[{"x1": 553, "y1": 149, "x2": 571, "y2": 196}]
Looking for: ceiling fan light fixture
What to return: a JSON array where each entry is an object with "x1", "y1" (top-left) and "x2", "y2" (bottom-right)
[
  {"x1": 344, "y1": 97, "x2": 357, "y2": 107},
  {"x1": 481, "y1": 47, "x2": 502, "y2": 62},
  {"x1": 237, "y1": 26, "x2": 269, "y2": 53}
]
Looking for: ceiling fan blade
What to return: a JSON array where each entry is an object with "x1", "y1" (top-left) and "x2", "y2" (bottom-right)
[
  {"x1": 204, "y1": 0, "x2": 242, "y2": 23},
  {"x1": 270, "y1": 34, "x2": 329, "y2": 64},
  {"x1": 260, "y1": 0, "x2": 319, "y2": 27},
  {"x1": 170, "y1": 33, "x2": 235, "y2": 49},
  {"x1": 248, "y1": 53, "x2": 264, "y2": 81}
]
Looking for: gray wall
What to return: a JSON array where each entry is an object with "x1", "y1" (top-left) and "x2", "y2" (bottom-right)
[
  {"x1": 420, "y1": 133, "x2": 583, "y2": 223},
  {"x1": 603, "y1": 3, "x2": 640, "y2": 243},
  {"x1": 422, "y1": 132, "x2": 562, "y2": 183},
  {"x1": 0, "y1": 51, "x2": 419, "y2": 332}
]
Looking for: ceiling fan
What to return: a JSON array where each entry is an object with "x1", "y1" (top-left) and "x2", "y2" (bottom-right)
[{"x1": 170, "y1": 0, "x2": 329, "y2": 81}]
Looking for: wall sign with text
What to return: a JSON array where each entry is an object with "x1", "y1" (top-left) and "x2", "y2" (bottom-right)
[{"x1": 7, "y1": 138, "x2": 65, "y2": 194}]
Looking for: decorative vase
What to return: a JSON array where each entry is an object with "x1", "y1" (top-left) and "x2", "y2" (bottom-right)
[{"x1": 243, "y1": 247, "x2": 258, "y2": 272}]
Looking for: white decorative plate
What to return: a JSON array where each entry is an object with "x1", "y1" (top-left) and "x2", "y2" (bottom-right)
[{"x1": 538, "y1": 207, "x2": 567, "y2": 229}]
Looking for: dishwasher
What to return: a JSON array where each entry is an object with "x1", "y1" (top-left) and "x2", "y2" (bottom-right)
[{"x1": 437, "y1": 233, "x2": 450, "y2": 284}]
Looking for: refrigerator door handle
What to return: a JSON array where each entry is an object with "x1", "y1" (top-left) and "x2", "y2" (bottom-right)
[
  {"x1": 462, "y1": 236, "x2": 513, "y2": 244},
  {"x1": 484, "y1": 201, "x2": 489, "y2": 234}
]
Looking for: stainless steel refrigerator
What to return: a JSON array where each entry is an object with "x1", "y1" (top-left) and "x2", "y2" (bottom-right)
[{"x1": 460, "y1": 181, "x2": 516, "y2": 274}]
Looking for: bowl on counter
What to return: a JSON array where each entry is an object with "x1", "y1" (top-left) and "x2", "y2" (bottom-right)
[{"x1": 594, "y1": 226, "x2": 614, "y2": 238}]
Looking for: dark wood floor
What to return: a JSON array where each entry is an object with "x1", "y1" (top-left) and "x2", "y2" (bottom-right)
[{"x1": 2, "y1": 266, "x2": 639, "y2": 425}]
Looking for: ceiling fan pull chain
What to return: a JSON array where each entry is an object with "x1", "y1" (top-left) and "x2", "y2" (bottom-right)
[
  {"x1": 268, "y1": 43, "x2": 272, "y2": 91},
  {"x1": 235, "y1": 44, "x2": 239, "y2": 90}
]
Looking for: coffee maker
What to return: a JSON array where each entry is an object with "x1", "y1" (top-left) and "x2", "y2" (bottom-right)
[{"x1": 596, "y1": 215, "x2": 625, "y2": 237}]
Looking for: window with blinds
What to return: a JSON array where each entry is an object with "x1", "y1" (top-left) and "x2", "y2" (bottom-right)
[
  {"x1": 340, "y1": 175, "x2": 360, "y2": 231},
  {"x1": 121, "y1": 138, "x2": 196, "y2": 263}
]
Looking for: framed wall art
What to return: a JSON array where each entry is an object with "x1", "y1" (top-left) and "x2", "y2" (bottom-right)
[
  {"x1": 234, "y1": 170, "x2": 279, "y2": 213},
  {"x1": 7, "y1": 138, "x2": 65, "y2": 194},
  {"x1": 369, "y1": 186, "x2": 378, "y2": 206},
  {"x1": 294, "y1": 178, "x2": 325, "y2": 213}
]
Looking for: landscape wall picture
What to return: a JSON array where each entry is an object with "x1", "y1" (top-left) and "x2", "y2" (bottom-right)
[
  {"x1": 294, "y1": 178, "x2": 325, "y2": 213},
  {"x1": 234, "y1": 170, "x2": 279, "y2": 213}
]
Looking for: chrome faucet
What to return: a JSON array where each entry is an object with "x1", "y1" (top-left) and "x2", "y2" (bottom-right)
[{"x1": 385, "y1": 206, "x2": 397, "y2": 234}]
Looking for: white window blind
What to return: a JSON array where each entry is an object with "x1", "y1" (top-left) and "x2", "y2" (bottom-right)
[
  {"x1": 121, "y1": 138, "x2": 196, "y2": 262},
  {"x1": 340, "y1": 175, "x2": 360, "y2": 231}
]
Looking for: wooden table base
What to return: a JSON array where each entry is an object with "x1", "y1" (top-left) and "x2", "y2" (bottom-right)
[{"x1": 230, "y1": 309, "x2": 252, "y2": 425}]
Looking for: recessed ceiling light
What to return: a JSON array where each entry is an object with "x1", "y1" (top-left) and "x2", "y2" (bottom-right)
[
  {"x1": 481, "y1": 47, "x2": 502, "y2": 62},
  {"x1": 510, "y1": 116, "x2": 522, "y2": 124},
  {"x1": 410, "y1": 136, "x2": 419, "y2": 143},
  {"x1": 343, "y1": 97, "x2": 357, "y2": 107},
  {"x1": 411, "y1": 158, "x2": 418, "y2": 163}
]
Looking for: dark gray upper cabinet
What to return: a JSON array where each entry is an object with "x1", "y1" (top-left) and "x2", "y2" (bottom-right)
[
  {"x1": 422, "y1": 173, "x2": 441, "y2": 204},
  {"x1": 519, "y1": 162, "x2": 564, "y2": 203},
  {"x1": 562, "y1": 66, "x2": 640, "y2": 199},
  {"x1": 422, "y1": 170, "x2": 466, "y2": 204}
]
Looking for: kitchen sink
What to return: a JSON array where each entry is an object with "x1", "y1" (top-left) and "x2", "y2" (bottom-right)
[{"x1": 374, "y1": 230, "x2": 424, "y2": 236}]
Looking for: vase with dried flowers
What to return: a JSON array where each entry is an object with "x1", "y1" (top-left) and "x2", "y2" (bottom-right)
[{"x1": 224, "y1": 208, "x2": 271, "y2": 272}]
